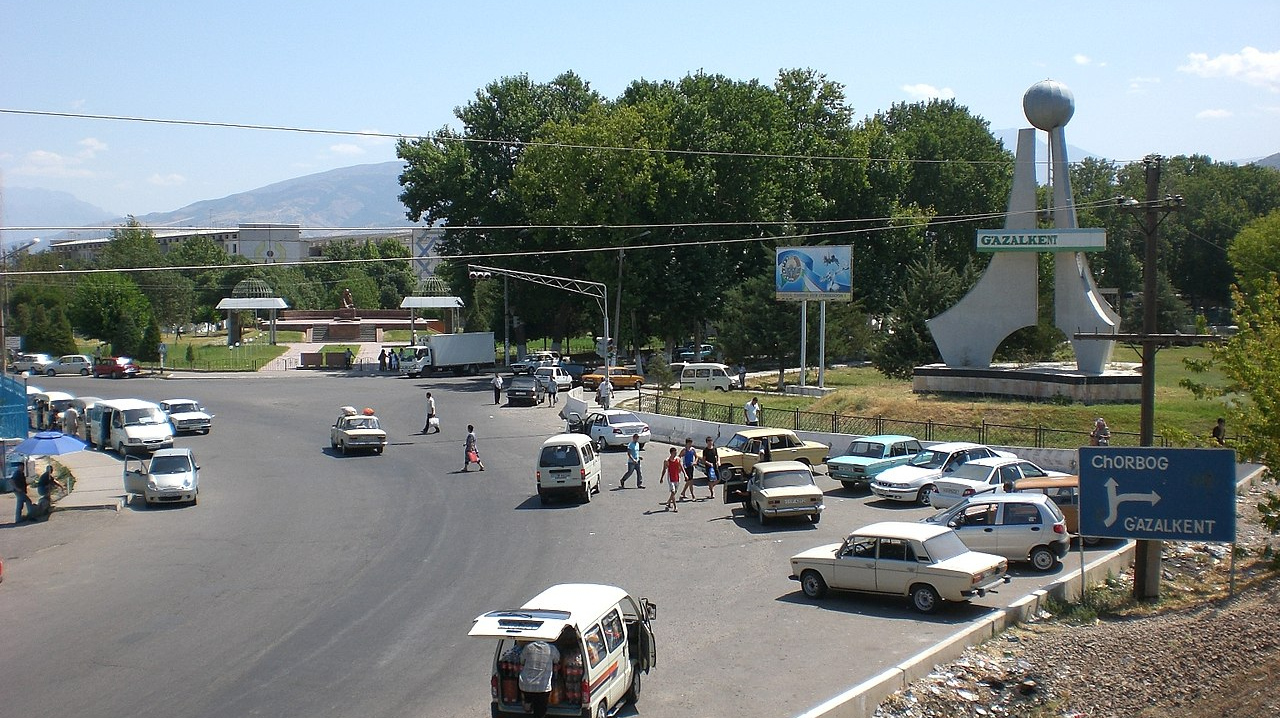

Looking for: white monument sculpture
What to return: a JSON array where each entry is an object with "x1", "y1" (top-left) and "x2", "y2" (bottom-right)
[{"x1": 927, "y1": 79, "x2": 1119, "y2": 375}]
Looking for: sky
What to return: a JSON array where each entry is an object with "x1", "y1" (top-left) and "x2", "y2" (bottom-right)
[{"x1": 2, "y1": 0, "x2": 1278, "y2": 223}]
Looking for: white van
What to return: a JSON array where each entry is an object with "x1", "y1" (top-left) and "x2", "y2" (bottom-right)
[
  {"x1": 536, "y1": 434, "x2": 601, "y2": 504},
  {"x1": 679, "y1": 362, "x2": 735, "y2": 392},
  {"x1": 470, "y1": 583, "x2": 657, "y2": 718},
  {"x1": 93, "y1": 398, "x2": 175, "y2": 455}
]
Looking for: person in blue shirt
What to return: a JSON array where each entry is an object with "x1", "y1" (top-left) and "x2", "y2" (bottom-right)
[
  {"x1": 619, "y1": 434, "x2": 644, "y2": 489},
  {"x1": 679, "y1": 437, "x2": 699, "y2": 501}
]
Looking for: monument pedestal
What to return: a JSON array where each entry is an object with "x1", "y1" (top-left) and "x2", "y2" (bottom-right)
[{"x1": 912, "y1": 362, "x2": 1140, "y2": 404}]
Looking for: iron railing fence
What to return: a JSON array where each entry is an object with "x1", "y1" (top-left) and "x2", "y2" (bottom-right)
[{"x1": 637, "y1": 392, "x2": 1167, "y2": 449}]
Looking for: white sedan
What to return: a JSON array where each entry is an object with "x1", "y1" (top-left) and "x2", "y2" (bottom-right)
[
  {"x1": 566, "y1": 409, "x2": 651, "y2": 450},
  {"x1": 160, "y1": 399, "x2": 214, "y2": 434},
  {"x1": 870, "y1": 442, "x2": 1015, "y2": 505},
  {"x1": 929, "y1": 456, "x2": 1068, "y2": 509}
]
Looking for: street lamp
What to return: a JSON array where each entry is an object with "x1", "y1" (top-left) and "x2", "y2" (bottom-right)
[
  {"x1": 468, "y1": 269, "x2": 509, "y2": 366},
  {"x1": 1, "y1": 237, "x2": 42, "y2": 371},
  {"x1": 615, "y1": 230, "x2": 650, "y2": 369}
]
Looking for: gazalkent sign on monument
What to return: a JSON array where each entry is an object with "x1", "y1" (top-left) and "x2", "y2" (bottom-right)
[{"x1": 975, "y1": 228, "x2": 1107, "y2": 252}]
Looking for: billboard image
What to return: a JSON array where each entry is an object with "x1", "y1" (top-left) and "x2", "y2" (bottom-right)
[{"x1": 775, "y1": 246, "x2": 852, "y2": 301}]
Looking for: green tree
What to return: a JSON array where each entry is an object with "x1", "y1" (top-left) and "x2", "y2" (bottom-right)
[
  {"x1": 873, "y1": 251, "x2": 975, "y2": 379},
  {"x1": 1228, "y1": 209, "x2": 1280, "y2": 291},
  {"x1": 12, "y1": 304, "x2": 77, "y2": 357},
  {"x1": 69, "y1": 273, "x2": 153, "y2": 347},
  {"x1": 718, "y1": 273, "x2": 800, "y2": 386}
]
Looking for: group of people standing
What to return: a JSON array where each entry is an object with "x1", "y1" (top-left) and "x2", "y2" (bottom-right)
[
  {"x1": 376, "y1": 348, "x2": 401, "y2": 372},
  {"x1": 618, "y1": 433, "x2": 720, "y2": 513}
]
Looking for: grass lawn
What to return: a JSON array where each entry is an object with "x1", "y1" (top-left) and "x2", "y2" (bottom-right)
[{"x1": 652, "y1": 346, "x2": 1230, "y2": 448}]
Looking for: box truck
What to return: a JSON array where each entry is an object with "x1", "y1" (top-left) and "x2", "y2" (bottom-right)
[{"x1": 400, "y1": 332, "x2": 496, "y2": 377}]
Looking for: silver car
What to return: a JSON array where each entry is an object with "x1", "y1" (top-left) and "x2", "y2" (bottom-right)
[{"x1": 124, "y1": 447, "x2": 200, "y2": 506}]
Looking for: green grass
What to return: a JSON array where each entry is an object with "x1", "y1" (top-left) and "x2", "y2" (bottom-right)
[{"x1": 647, "y1": 346, "x2": 1230, "y2": 448}]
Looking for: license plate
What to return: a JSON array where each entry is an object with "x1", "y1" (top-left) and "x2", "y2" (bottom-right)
[{"x1": 784, "y1": 498, "x2": 805, "y2": 505}]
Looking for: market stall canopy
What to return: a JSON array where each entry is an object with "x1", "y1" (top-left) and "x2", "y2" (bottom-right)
[{"x1": 14, "y1": 431, "x2": 88, "y2": 457}]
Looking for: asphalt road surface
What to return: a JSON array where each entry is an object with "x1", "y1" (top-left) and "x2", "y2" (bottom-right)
[{"x1": 2, "y1": 372, "x2": 1120, "y2": 718}]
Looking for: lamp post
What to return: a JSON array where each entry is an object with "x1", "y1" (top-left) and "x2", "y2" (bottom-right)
[
  {"x1": 614, "y1": 231, "x2": 650, "y2": 369},
  {"x1": 1, "y1": 237, "x2": 42, "y2": 372}
]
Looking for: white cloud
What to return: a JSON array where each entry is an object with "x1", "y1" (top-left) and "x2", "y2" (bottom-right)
[
  {"x1": 900, "y1": 83, "x2": 955, "y2": 101},
  {"x1": 1195, "y1": 109, "x2": 1233, "y2": 120},
  {"x1": 78, "y1": 137, "x2": 107, "y2": 156},
  {"x1": 1127, "y1": 76, "x2": 1161, "y2": 93},
  {"x1": 329, "y1": 143, "x2": 366, "y2": 156},
  {"x1": 148, "y1": 173, "x2": 187, "y2": 187},
  {"x1": 12, "y1": 149, "x2": 93, "y2": 178},
  {"x1": 1179, "y1": 46, "x2": 1280, "y2": 92},
  {"x1": 1074, "y1": 54, "x2": 1091, "y2": 65}
]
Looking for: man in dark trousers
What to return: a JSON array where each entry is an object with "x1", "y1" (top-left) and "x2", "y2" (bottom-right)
[
  {"x1": 10, "y1": 461, "x2": 35, "y2": 524},
  {"x1": 518, "y1": 639, "x2": 560, "y2": 718}
]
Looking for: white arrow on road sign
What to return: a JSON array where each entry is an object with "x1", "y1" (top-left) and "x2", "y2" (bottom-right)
[{"x1": 1104, "y1": 477, "x2": 1161, "y2": 527}]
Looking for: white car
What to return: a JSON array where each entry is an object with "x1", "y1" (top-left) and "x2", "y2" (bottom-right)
[
  {"x1": 534, "y1": 365, "x2": 573, "y2": 392},
  {"x1": 123, "y1": 447, "x2": 200, "y2": 506},
  {"x1": 566, "y1": 409, "x2": 651, "y2": 450},
  {"x1": 789, "y1": 521, "x2": 1009, "y2": 613},
  {"x1": 929, "y1": 457, "x2": 1068, "y2": 508},
  {"x1": 870, "y1": 441, "x2": 1015, "y2": 505},
  {"x1": 11, "y1": 353, "x2": 54, "y2": 373},
  {"x1": 330, "y1": 407, "x2": 388, "y2": 455},
  {"x1": 160, "y1": 399, "x2": 214, "y2": 434},
  {"x1": 744, "y1": 460, "x2": 824, "y2": 525},
  {"x1": 923, "y1": 493, "x2": 1071, "y2": 571},
  {"x1": 41, "y1": 354, "x2": 93, "y2": 376}
]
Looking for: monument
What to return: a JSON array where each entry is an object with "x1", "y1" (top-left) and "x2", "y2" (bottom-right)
[{"x1": 916, "y1": 80, "x2": 1139, "y2": 403}]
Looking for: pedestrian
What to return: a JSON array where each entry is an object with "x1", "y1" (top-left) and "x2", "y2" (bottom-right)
[
  {"x1": 389, "y1": 350, "x2": 399, "y2": 372},
  {"x1": 10, "y1": 460, "x2": 34, "y2": 524},
  {"x1": 679, "y1": 438, "x2": 699, "y2": 501},
  {"x1": 518, "y1": 639, "x2": 560, "y2": 718},
  {"x1": 660, "y1": 447, "x2": 681, "y2": 512},
  {"x1": 596, "y1": 377, "x2": 613, "y2": 410},
  {"x1": 491, "y1": 372, "x2": 504, "y2": 405},
  {"x1": 34, "y1": 463, "x2": 66, "y2": 520},
  {"x1": 737, "y1": 363, "x2": 747, "y2": 389},
  {"x1": 744, "y1": 396, "x2": 761, "y2": 426},
  {"x1": 462, "y1": 424, "x2": 485, "y2": 472},
  {"x1": 378, "y1": 348, "x2": 387, "y2": 372},
  {"x1": 700, "y1": 436, "x2": 720, "y2": 499},
  {"x1": 344, "y1": 347, "x2": 355, "y2": 370},
  {"x1": 62, "y1": 404, "x2": 80, "y2": 438},
  {"x1": 1089, "y1": 417, "x2": 1111, "y2": 446},
  {"x1": 1212, "y1": 417, "x2": 1227, "y2": 446},
  {"x1": 620, "y1": 433, "x2": 644, "y2": 488},
  {"x1": 422, "y1": 392, "x2": 439, "y2": 434},
  {"x1": 547, "y1": 376, "x2": 559, "y2": 406}
]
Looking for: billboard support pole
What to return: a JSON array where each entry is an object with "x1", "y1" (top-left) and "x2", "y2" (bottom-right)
[
  {"x1": 799, "y1": 300, "x2": 808, "y2": 388},
  {"x1": 818, "y1": 300, "x2": 827, "y2": 388}
]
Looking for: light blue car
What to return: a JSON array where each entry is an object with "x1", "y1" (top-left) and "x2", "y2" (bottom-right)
[{"x1": 826, "y1": 435, "x2": 923, "y2": 491}]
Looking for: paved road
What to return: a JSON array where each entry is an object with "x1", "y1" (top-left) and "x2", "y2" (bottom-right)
[{"x1": 1, "y1": 372, "x2": 1120, "y2": 718}]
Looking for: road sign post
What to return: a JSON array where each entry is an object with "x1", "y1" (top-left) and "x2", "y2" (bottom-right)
[{"x1": 1079, "y1": 447, "x2": 1237, "y2": 544}]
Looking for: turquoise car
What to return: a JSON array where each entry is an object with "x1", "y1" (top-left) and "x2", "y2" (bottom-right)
[{"x1": 826, "y1": 435, "x2": 923, "y2": 490}]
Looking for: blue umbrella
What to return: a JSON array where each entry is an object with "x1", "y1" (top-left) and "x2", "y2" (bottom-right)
[{"x1": 12, "y1": 431, "x2": 89, "y2": 457}]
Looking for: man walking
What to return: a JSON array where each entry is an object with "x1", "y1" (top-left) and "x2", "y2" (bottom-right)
[
  {"x1": 547, "y1": 376, "x2": 559, "y2": 406},
  {"x1": 620, "y1": 434, "x2": 644, "y2": 489},
  {"x1": 596, "y1": 376, "x2": 613, "y2": 410},
  {"x1": 701, "y1": 436, "x2": 720, "y2": 499},
  {"x1": 462, "y1": 424, "x2": 486, "y2": 472},
  {"x1": 491, "y1": 372, "x2": 504, "y2": 405},
  {"x1": 10, "y1": 460, "x2": 34, "y2": 524},
  {"x1": 744, "y1": 396, "x2": 761, "y2": 426},
  {"x1": 422, "y1": 392, "x2": 438, "y2": 434},
  {"x1": 679, "y1": 438, "x2": 699, "y2": 501},
  {"x1": 737, "y1": 363, "x2": 747, "y2": 390}
]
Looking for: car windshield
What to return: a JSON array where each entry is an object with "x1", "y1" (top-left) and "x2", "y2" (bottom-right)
[
  {"x1": 921, "y1": 532, "x2": 970, "y2": 562},
  {"x1": 759, "y1": 469, "x2": 814, "y2": 489},
  {"x1": 122, "y1": 408, "x2": 167, "y2": 425},
  {"x1": 908, "y1": 450, "x2": 952, "y2": 469},
  {"x1": 539, "y1": 444, "x2": 581, "y2": 467},
  {"x1": 608, "y1": 413, "x2": 641, "y2": 425},
  {"x1": 725, "y1": 434, "x2": 753, "y2": 451},
  {"x1": 841, "y1": 441, "x2": 885, "y2": 458},
  {"x1": 150, "y1": 455, "x2": 192, "y2": 474},
  {"x1": 947, "y1": 463, "x2": 996, "y2": 482},
  {"x1": 167, "y1": 402, "x2": 200, "y2": 413}
]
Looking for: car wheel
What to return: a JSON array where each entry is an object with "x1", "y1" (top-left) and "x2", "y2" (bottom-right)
[
  {"x1": 757, "y1": 504, "x2": 768, "y2": 525},
  {"x1": 339, "y1": 441, "x2": 347, "y2": 455},
  {"x1": 800, "y1": 569, "x2": 828, "y2": 599},
  {"x1": 116, "y1": 442, "x2": 126, "y2": 456},
  {"x1": 840, "y1": 481, "x2": 859, "y2": 491},
  {"x1": 80, "y1": 368, "x2": 90, "y2": 376},
  {"x1": 330, "y1": 438, "x2": 337, "y2": 450},
  {"x1": 1030, "y1": 546, "x2": 1058, "y2": 571},
  {"x1": 596, "y1": 702, "x2": 607, "y2": 718},
  {"x1": 809, "y1": 512, "x2": 821, "y2": 525},
  {"x1": 910, "y1": 584, "x2": 941, "y2": 614},
  {"x1": 582, "y1": 484, "x2": 592, "y2": 504},
  {"x1": 595, "y1": 436, "x2": 607, "y2": 452},
  {"x1": 46, "y1": 369, "x2": 56, "y2": 377},
  {"x1": 190, "y1": 492, "x2": 199, "y2": 507},
  {"x1": 375, "y1": 447, "x2": 384, "y2": 455},
  {"x1": 625, "y1": 660, "x2": 642, "y2": 703},
  {"x1": 917, "y1": 484, "x2": 936, "y2": 506}
]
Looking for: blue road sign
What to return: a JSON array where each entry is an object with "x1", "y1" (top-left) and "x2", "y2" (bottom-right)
[{"x1": 1078, "y1": 447, "x2": 1237, "y2": 543}]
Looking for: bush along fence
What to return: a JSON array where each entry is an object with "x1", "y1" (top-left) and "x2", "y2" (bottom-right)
[{"x1": 635, "y1": 392, "x2": 1169, "y2": 450}]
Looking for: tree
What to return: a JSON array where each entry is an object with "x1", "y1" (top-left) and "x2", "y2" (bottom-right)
[
  {"x1": 873, "y1": 252, "x2": 975, "y2": 379},
  {"x1": 69, "y1": 273, "x2": 153, "y2": 347},
  {"x1": 718, "y1": 274, "x2": 800, "y2": 386},
  {"x1": 1228, "y1": 209, "x2": 1280, "y2": 292}
]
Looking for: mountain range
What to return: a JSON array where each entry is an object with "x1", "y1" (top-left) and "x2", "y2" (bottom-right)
[{"x1": 4, "y1": 146, "x2": 1279, "y2": 248}]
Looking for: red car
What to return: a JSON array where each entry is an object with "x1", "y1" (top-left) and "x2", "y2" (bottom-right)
[{"x1": 93, "y1": 356, "x2": 141, "y2": 378}]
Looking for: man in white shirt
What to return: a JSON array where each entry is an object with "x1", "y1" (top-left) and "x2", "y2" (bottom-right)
[
  {"x1": 518, "y1": 640, "x2": 561, "y2": 718},
  {"x1": 422, "y1": 392, "x2": 438, "y2": 434},
  {"x1": 492, "y1": 372, "x2": 505, "y2": 405},
  {"x1": 744, "y1": 396, "x2": 761, "y2": 426},
  {"x1": 596, "y1": 377, "x2": 613, "y2": 410}
]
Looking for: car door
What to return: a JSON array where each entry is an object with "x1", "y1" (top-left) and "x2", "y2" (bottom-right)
[
  {"x1": 123, "y1": 456, "x2": 148, "y2": 496},
  {"x1": 996, "y1": 501, "x2": 1046, "y2": 559},
  {"x1": 949, "y1": 501, "x2": 1000, "y2": 554},
  {"x1": 832, "y1": 536, "x2": 879, "y2": 591},
  {"x1": 873, "y1": 537, "x2": 918, "y2": 594}
]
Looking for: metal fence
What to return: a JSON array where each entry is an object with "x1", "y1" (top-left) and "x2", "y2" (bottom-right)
[
  {"x1": 1, "y1": 374, "x2": 28, "y2": 439},
  {"x1": 637, "y1": 392, "x2": 1166, "y2": 449}
]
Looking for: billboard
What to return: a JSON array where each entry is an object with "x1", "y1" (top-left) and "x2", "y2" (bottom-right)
[
  {"x1": 975, "y1": 228, "x2": 1106, "y2": 252},
  {"x1": 775, "y1": 246, "x2": 852, "y2": 301}
]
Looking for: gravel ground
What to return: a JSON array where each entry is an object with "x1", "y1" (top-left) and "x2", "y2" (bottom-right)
[{"x1": 873, "y1": 484, "x2": 1280, "y2": 718}]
